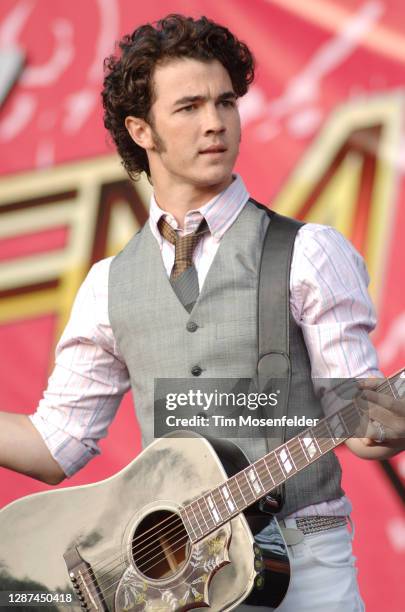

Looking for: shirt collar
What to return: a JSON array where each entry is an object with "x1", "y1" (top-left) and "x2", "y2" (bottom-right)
[{"x1": 149, "y1": 174, "x2": 250, "y2": 247}]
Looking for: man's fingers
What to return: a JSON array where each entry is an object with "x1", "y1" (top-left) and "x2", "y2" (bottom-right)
[
  {"x1": 361, "y1": 437, "x2": 378, "y2": 447},
  {"x1": 367, "y1": 404, "x2": 394, "y2": 423},
  {"x1": 360, "y1": 389, "x2": 405, "y2": 418},
  {"x1": 357, "y1": 378, "x2": 381, "y2": 390},
  {"x1": 359, "y1": 389, "x2": 393, "y2": 409}
]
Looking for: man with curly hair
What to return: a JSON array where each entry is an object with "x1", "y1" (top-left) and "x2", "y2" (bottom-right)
[{"x1": 1, "y1": 13, "x2": 404, "y2": 611}]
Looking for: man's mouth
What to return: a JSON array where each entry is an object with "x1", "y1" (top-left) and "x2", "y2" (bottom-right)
[{"x1": 199, "y1": 145, "x2": 227, "y2": 154}]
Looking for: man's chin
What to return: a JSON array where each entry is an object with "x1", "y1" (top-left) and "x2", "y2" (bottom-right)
[{"x1": 192, "y1": 167, "x2": 234, "y2": 189}]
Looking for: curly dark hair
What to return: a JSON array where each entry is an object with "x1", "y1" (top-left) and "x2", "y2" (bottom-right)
[{"x1": 102, "y1": 14, "x2": 255, "y2": 180}]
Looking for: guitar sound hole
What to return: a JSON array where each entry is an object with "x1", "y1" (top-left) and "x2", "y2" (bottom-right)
[{"x1": 132, "y1": 510, "x2": 190, "y2": 580}]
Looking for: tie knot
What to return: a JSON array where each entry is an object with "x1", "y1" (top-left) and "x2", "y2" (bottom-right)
[{"x1": 158, "y1": 216, "x2": 209, "y2": 279}]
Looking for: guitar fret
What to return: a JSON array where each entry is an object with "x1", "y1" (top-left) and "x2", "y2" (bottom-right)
[
  {"x1": 247, "y1": 466, "x2": 264, "y2": 496},
  {"x1": 340, "y1": 406, "x2": 357, "y2": 437},
  {"x1": 196, "y1": 498, "x2": 209, "y2": 532},
  {"x1": 289, "y1": 440, "x2": 307, "y2": 470},
  {"x1": 212, "y1": 487, "x2": 228, "y2": 519},
  {"x1": 206, "y1": 493, "x2": 222, "y2": 524},
  {"x1": 242, "y1": 471, "x2": 257, "y2": 503},
  {"x1": 277, "y1": 445, "x2": 297, "y2": 475},
  {"x1": 267, "y1": 452, "x2": 284, "y2": 484},
  {"x1": 314, "y1": 421, "x2": 335, "y2": 453},
  {"x1": 220, "y1": 484, "x2": 237, "y2": 514},
  {"x1": 256, "y1": 458, "x2": 274, "y2": 489},
  {"x1": 394, "y1": 370, "x2": 405, "y2": 398},
  {"x1": 387, "y1": 377, "x2": 399, "y2": 399},
  {"x1": 315, "y1": 421, "x2": 330, "y2": 438},
  {"x1": 182, "y1": 508, "x2": 198, "y2": 541},
  {"x1": 286, "y1": 445, "x2": 298, "y2": 470},
  {"x1": 310, "y1": 430, "x2": 322, "y2": 454},
  {"x1": 327, "y1": 412, "x2": 349, "y2": 440},
  {"x1": 217, "y1": 486, "x2": 228, "y2": 514},
  {"x1": 313, "y1": 424, "x2": 332, "y2": 453},
  {"x1": 189, "y1": 503, "x2": 204, "y2": 537},
  {"x1": 274, "y1": 450, "x2": 287, "y2": 478},
  {"x1": 202, "y1": 496, "x2": 216, "y2": 529},
  {"x1": 262, "y1": 457, "x2": 276, "y2": 485},
  {"x1": 300, "y1": 433, "x2": 320, "y2": 461},
  {"x1": 228, "y1": 478, "x2": 243, "y2": 510},
  {"x1": 293, "y1": 454, "x2": 307, "y2": 471},
  {"x1": 297, "y1": 436, "x2": 310, "y2": 465},
  {"x1": 317, "y1": 437, "x2": 335, "y2": 453},
  {"x1": 234, "y1": 475, "x2": 247, "y2": 505}
]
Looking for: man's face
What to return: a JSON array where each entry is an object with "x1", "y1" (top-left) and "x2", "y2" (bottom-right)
[{"x1": 146, "y1": 58, "x2": 241, "y2": 191}]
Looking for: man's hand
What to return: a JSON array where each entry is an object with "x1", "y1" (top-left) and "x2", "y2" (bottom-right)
[
  {"x1": 355, "y1": 379, "x2": 405, "y2": 450},
  {"x1": 0, "y1": 412, "x2": 66, "y2": 485}
]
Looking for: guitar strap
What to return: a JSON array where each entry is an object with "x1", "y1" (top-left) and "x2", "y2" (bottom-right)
[{"x1": 251, "y1": 199, "x2": 304, "y2": 511}]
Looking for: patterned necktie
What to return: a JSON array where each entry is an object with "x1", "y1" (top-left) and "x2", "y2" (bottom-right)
[{"x1": 158, "y1": 216, "x2": 209, "y2": 312}]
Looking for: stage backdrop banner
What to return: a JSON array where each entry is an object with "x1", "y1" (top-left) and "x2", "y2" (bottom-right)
[{"x1": 0, "y1": 1, "x2": 404, "y2": 610}]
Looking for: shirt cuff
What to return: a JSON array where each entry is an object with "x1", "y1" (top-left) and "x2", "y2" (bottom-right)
[{"x1": 29, "y1": 413, "x2": 100, "y2": 477}]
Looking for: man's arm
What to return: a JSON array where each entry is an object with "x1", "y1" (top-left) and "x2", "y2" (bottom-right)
[
  {"x1": 0, "y1": 412, "x2": 66, "y2": 484},
  {"x1": 290, "y1": 224, "x2": 403, "y2": 461},
  {"x1": 0, "y1": 259, "x2": 130, "y2": 485}
]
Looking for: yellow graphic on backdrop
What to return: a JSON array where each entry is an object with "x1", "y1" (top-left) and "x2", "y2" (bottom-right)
[
  {"x1": 0, "y1": 93, "x2": 402, "y2": 343},
  {"x1": 0, "y1": 155, "x2": 150, "y2": 338},
  {"x1": 273, "y1": 93, "x2": 403, "y2": 305}
]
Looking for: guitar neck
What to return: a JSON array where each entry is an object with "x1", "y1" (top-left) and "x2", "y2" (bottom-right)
[{"x1": 181, "y1": 369, "x2": 405, "y2": 542}]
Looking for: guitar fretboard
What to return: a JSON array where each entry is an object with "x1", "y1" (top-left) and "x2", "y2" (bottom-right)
[{"x1": 180, "y1": 369, "x2": 405, "y2": 542}]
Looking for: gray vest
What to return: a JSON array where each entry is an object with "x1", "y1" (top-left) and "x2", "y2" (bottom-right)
[{"x1": 109, "y1": 200, "x2": 344, "y2": 517}]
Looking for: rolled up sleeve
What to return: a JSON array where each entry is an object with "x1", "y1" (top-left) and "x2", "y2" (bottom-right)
[{"x1": 29, "y1": 257, "x2": 131, "y2": 477}]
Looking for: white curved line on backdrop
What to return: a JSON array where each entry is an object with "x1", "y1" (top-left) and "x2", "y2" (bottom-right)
[
  {"x1": 268, "y1": 0, "x2": 384, "y2": 118},
  {"x1": 63, "y1": 89, "x2": 98, "y2": 134},
  {"x1": 88, "y1": 0, "x2": 120, "y2": 83},
  {"x1": 35, "y1": 138, "x2": 55, "y2": 168},
  {"x1": 60, "y1": 0, "x2": 120, "y2": 135},
  {"x1": 21, "y1": 19, "x2": 75, "y2": 87},
  {"x1": 386, "y1": 517, "x2": 405, "y2": 553},
  {"x1": 252, "y1": 0, "x2": 384, "y2": 142},
  {"x1": 0, "y1": 93, "x2": 36, "y2": 141},
  {"x1": 0, "y1": 0, "x2": 34, "y2": 46}
]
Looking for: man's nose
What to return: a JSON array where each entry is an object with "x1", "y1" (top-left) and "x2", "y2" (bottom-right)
[{"x1": 203, "y1": 105, "x2": 226, "y2": 134}]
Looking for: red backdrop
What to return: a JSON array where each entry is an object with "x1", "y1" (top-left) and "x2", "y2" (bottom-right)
[{"x1": 1, "y1": 1, "x2": 404, "y2": 610}]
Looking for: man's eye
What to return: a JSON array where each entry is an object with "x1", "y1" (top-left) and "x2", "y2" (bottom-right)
[
  {"x1": 220, "y1": 100, "x2": 235, "y2": 107},
  {"x1": 180, "y1": 105, "x2": 196, "y2": 112}
]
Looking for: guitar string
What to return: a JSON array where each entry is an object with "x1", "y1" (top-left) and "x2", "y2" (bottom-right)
[
  {"x1": 96, "y1": 380, "x2": 404, "y2": 597},
  {"x1": 100, "y1": 411, "x2": 362, "y2": 597},
  {"x1": 132, "y1": 409, "x2": 366, "y2": 582},
  {"x1": 88, "y1": 448, "x2": 355, "y2": 598},
  {"x1": 78, "y1": 378, "x2": 391, "y2": 582},
  {"x1": 81, "y1": 407, "x2": 363, "y2": 596},
  {"x1": 89, "y1": 394, "x2": 366, "y2": 581},
  {"x1": 76, "y1": 403, "x2": 366, "y2": 595},
  {"x1": 78, "y1": 382, "x2": 393, "y2": 596},
  {"x1": 80, "y1": 403, "x2": 366, "y2": 599},
  {"x1": 84, "y1": 377, "x2": 403, "y2": 594}
]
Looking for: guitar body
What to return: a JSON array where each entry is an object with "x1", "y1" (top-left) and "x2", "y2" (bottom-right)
[{"x1": 0, "y1": 432, "x2": 290, "y2": 611}]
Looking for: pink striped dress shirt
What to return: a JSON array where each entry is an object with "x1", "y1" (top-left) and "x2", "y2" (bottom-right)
[{"x1": 30, "y1": 174, "x2": 381, "y2": 518}]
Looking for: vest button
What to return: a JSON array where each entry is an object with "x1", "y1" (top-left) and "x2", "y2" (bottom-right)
[
  {"x1": 186, "y1": 321, "x2": 198, "y2": 332},
  {"x1": 191, "y1": 365, "x2": 202, "y2": 376}
]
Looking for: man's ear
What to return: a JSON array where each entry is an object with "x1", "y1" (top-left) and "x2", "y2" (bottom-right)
[{"x1": 125, "y1": 116, "x2": 154, "y2": 150}]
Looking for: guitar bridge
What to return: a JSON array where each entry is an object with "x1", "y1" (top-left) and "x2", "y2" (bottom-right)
[{"x1": 63, "y1": 547, "x2": 107, "y2": 611}]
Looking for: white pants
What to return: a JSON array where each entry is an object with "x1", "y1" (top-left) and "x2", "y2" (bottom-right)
[{"x1": 237, "y1": 518, "x2": 365, "y2": 612}]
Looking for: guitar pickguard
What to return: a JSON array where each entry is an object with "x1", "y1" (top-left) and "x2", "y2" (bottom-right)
[{"x1": 115, "y1": 526, "x2": 231, "y2": 611}]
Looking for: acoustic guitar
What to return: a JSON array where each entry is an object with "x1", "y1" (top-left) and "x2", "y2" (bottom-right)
[{"x1": 1, "y1": 371, "x2": 404, "y2": 611}]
